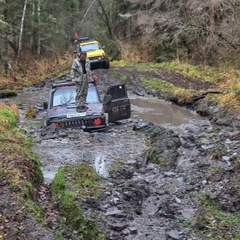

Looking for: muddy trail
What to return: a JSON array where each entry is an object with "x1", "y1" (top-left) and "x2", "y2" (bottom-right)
[{"x1": 1, "y1": 67, "x2": 240, "y2": 240}]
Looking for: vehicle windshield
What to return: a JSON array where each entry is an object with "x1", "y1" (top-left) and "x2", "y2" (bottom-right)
[
  {"x1": 80, "y1": 43, "x2": 100, "y2": 52},
  {"x1": 52, "y1": 86, "x2": 100, "y2": 107}
]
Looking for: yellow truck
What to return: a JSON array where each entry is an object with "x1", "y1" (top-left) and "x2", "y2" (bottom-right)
[{"x1": 75, "y1": 37, "x2": 110, "y2": 69}]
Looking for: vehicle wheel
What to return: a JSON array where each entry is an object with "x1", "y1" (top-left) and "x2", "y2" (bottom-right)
[
  {"x1": 45, "y1": 119, "x2": 50, "y2": 127},
  {"x1": 103, "y1": 59, "x2": 110, "y2": 69}
]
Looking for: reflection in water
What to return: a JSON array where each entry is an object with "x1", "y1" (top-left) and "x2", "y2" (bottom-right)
[
  {"x1": 94, "y1": 154, "x2": 108, "y2": 177},
  {"x1": 130, "y1": 97, "x2": 203, "y2": 126},
  {"x1": 41, "y1": 165, "x2": 60, "y2": 184}
]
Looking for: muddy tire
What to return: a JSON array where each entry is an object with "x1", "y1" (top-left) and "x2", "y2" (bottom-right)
[{"x1": 103, "y1": 59, "x2": 110, "y2": 69}]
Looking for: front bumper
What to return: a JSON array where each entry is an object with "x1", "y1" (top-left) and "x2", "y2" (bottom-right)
[
  {"x1": 89, "y1": 57, "x2": 108, "y2": 64},
  {"x1": 47, "y1": 114, "x2": 108, "y2": 131}
]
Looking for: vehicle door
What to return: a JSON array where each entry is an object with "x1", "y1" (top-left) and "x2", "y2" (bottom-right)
[{"x1": 103, "y1": 84, "x2": 131, "y2": 122}]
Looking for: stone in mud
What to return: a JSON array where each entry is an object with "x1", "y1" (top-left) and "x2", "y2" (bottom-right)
[
  {"x1": 108, "y1": 222, "x2": 129, "y2": 231},
  {"x1": 105, "y1": 209, "x2": 127, "y2": 218},
  {"x1": 167, "y1": 229, "x2": 180, "y2": 239},
  {"x1": 129, "y1": 227, "x2": 138, "y2": 234}
]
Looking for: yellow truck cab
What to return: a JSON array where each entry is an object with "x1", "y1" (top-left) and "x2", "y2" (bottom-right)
[{"x1": 75, "y1": 37, "x2": 110, "y2": 69}]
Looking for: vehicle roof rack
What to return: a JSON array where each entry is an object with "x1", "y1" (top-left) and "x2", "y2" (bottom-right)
[
  {"x1": 52, "y1": 81, "x2": 76, "y2": 88},
  {"x1": 52, "y1": 79, "x2": 97, "y2": 88},
  {"x1": 75, "y1": 37, "x2": 99, "y2": 43},
  {"x1": 79, "y1": 37, "x2": 90, "y2": 42},
  {"x1": 76, "y1": 37, "x2": 90, "y2": 43}
]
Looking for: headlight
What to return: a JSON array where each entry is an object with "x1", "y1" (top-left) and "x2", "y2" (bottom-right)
[{"x1": 98, "y1": 56, "x2": 105, "y2": 60}]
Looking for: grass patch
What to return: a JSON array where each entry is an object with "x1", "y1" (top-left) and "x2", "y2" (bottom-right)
[
  {"x1": 0, "y1": 103, "x2": 43, "y2": 192},
  {"x1": 0, "y1": 103, "x2": 45, "y2": 236},
  {"x1": 112, "y1": 60, "x2": 240, "y2": 113},
  {"x1": 158, "y1": 61, "x2": 220, "y2": 83},
  {"x1": 140, "y1": 76, "x2": 196, "y2": 104},
  {"x1": 197, "y1": 195, "x2": 240, "y2": 240},
  {"x1": 0, "y1": 89, "x2": 18, "y2": 98},
  {"x1": 0, "y1": 129, "x2": 43, "y2": 196},
  {"x1": 217, "y1": 92, "x2": 240, "y2": 113},
  {"x1": 111, "y1": 60, "x2": 160, "y2": 72},
  {"x1": 0, "y1": 109, "x2": 18, "y2": 130},
  {"x1": 0, "y1": 103, "x2": 19, "y2": 132},
  {"x1": 112, "y1": 60, "x2": 240, "y2": 88},
  {"x1": 112, "y1": 61, "x2": 218, "y2": 83},
  {"x1": 51, "y1": 164, "x2": 104, "y2": 239},
  {"x1": 25, "y1": 108, "x2": 37, "y2": 119}
]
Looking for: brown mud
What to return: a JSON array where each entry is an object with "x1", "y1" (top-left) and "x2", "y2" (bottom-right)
[{"x1": 1, "y1": 66, "x2": 240, "y2": 240}]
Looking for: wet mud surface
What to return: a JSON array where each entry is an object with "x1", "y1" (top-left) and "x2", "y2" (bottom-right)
[{"x1": 1, "y1": 67, "x2": 240, "y2": 239}]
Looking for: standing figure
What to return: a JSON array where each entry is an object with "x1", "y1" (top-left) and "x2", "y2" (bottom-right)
[{"x1": 70, "y1": 51, "x2": 91, "y2": 112}]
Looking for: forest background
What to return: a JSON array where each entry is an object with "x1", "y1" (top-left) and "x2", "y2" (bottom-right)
[{"x1": 0, "y1": 0, "x2": 240, "y2": 85}]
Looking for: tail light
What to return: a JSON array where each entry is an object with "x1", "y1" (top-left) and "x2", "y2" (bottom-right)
[
  {"x1": 54, "y1": 123, "x2": 60, "y2": 128},
  {"x1": 93, "y1": 118, "x2": 102, "y2": 126}
]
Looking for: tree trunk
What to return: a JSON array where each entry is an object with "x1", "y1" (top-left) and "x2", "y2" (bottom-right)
[
  {"x1": 17, "y1": 0, "x2": 28, "y2": 60},
  {"x1": 97, "y1": 0, "x2": 113, "y2": 39},
  {"x1": 37, "y1": 0, "x2": 41, "y2": 55},
  {"x1": 80, "y1": 0, "x2": 97, "y2": 30},
  {"x1": 30, "y1": 0, "x2": 35, "y2": 52},
  {"x1": 209, "y1": 0, "x2": 215, "y2": 34}
]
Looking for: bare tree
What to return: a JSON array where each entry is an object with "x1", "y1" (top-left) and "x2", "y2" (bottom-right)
[
  {"x1": 17, "y1": 0, "x2": 28, "y2": 59},
  {"x1": 97, "y1": 0, "x2": 113, "y2": 39},
  {"x1": 80, "y1": 0, "x2": 97, "y2": 29},
  {"x1": 109, "y1": 0, "x2": 240, "y2": 64},
  {"x1": 37, "y1": 0, "x2": 41, "y2": 55},
  {"x1": 30, "y1": 0, "x2": 35, "y2": 51}
]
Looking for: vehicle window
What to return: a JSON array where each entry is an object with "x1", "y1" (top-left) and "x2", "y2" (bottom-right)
[
  {"x1": 81, "y1": 43, "x2": 100, "y2": 52},
  {"x1": 52, "y1": 86, "x2": 100, "y2": 107},
  {"x1": 53, "y1": 88, "x2": 76, "y2": 107},
  {"x1": 87, "y1": 88, "x2": 100, "y2": 103},
  {"x1": 107, "y1": 85, "x2": 127, "y2": 100}
]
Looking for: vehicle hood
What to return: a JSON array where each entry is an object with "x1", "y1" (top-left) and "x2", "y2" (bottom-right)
[
  {"x1": 48, "y1": 103, "x2": 103, "y2": 118},
  {"x1": 87, "y1": 49, "x2": 105, "y2": 58}
]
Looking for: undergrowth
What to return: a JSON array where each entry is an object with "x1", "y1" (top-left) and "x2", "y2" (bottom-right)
[{"x1": 0, "y1": 103, "x2": 45, "y2": 238}]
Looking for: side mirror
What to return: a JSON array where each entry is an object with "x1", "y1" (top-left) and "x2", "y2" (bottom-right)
[
  {"x1": 43, "y1": 102, "x2": 48, "y2": 109},
  {"x1": 103, "y1": 94, "x2": 112, "y2": 104}
]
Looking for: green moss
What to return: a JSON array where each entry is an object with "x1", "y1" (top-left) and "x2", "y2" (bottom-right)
[
  {"x1": 51, "y1": 164, "x2": 105, "y2": 239},
  {"x1": 197, "y1": 195, "x2": 240, "y2": 240},
  {"x1": 0, "y1": 90, "x2": 18, "y2": 98},
  {"x1": 158, "y1": 158, "x2": 167, "y2": 168},
  {"x1": 51, "y1": 167, "x2": 66, "y2": 197},
  {"x1": 148, "y1": 148, "x2": 158, "y2": 164}
]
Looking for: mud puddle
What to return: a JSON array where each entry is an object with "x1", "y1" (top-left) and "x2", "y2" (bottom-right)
[
  {"x1": 130, "y1": 94, "x2": 203, "y2": 126},
  {"x1": 35, "y1": 123, "x2": 149, "y2": 183},
  {"x1": 1, "y1": 80, "x2": 205, "y2": 184}
]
